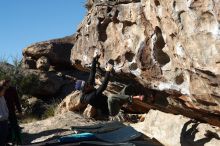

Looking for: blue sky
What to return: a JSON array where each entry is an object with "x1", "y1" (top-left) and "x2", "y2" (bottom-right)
[{"x1": 0, "y1": 0, "x2": 86, "y2": 63}]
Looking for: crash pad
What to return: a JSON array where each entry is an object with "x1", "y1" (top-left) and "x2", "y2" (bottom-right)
[
  {"x1": 75, "y1": 141, "x2": 135, "y2": 146},
  {"x1": 71, "y1": 121, "x2": 125, "y2": 134},
  {"x1": 95, "y1": 126, "x2": 141, "y2": 143},
  {"x1": 58, "y1": 133, "x2": 96, "y2": 143},
  {"x1": 60, "y1": 125, "x2": 141, "y2": 143},
  {"x1": 24, "y1": 140, "x2": 135, "y2": 146}
]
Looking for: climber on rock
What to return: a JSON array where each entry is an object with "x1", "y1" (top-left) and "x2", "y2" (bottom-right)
[{"x1": 75, "y1": 51, "x2": 144, "y2": 117}]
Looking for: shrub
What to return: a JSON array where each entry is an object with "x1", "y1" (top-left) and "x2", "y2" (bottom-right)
[
  {"x1": 0, "y1": 57, "x2": 39, "y2": 96},
  {"x1": 16, "y1": 74, "x2": 39, "y2": 96},
  {"x1": 42, "y1": 104, "x2": 56, "y2": 119},
  {"x1": 1, "y1": 57, "x2": 57, "y2": 121}
]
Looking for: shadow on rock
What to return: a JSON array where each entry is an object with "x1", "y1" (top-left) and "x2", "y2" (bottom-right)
[{"x1": 180, "y1": 120, "x2": 220, "y2": 146}]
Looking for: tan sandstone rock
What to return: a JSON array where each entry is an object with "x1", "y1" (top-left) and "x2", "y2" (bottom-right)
[
  {"x1": 83, "y1": 104, "x2": 97, "y2": 118},
  {"x1": 36, "y1": 56, "x2": 50, "y2": 71},
  {"x1": 23, "y1": 35, "x2": 75, "y2": 68},
  {"x1": 21, "y1": 0, "x2": 220, "y2": 126},
  {"x1": 22, "y1": 69, "x2": 67, "y2": 96},
  {"x1": 132, "y1": 110, "x2": 220, "y2": 146},
  {"x1": 56, "y1": 91, "x2": 87, "y2": 114},
  {"x1": 70, "y1": 0, "x2": 220, "y2": 124}
]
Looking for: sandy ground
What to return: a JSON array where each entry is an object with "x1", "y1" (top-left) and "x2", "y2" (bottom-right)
[
  {"x1": 20, "y1": 112, "x2": 163, "y2": 146},
  {"x1": 21, "y1": 112, "x2": 99, "y2": 144}
]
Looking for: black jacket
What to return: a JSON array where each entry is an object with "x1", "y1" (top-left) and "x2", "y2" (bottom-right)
[
  {"x1": 4, "y1": 86, "x2": 22, "y2": 115},
  {"x1": 80, "y1": 57, "x2": 110, "y2": 115}
]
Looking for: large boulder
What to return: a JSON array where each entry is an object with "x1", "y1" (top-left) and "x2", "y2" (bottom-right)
[
  {"x1": 132, "y1": 110, "x2": 220, "y2": 146},
  {"x1": 22, "y1": 35, "x2": 76, "y2": 68},
  {"x1": 21, "y1": 57, "x2": 36, "y2": 69},
  {"x1": 70, "y1": 0, "x2": 220, "y2": 122},
  {"x1": 56, "y1": 91, "x2": 87, "y2": 114},
  {"x1": 22, "y1": 95, "x2": 51, "y2": 119},
  {"x1": 20, "y1": 0, "x2": 220, "y2": 126},
  {"x1": 22, "y1": 70, "x2": 68, "y2": 97}
]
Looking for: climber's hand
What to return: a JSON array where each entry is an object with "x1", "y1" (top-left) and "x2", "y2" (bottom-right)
[
  {"x1": 93, "y1": 50, "x2": 101, "y2": 60},
  {"x1": 105, "y1": 63, "x2": 113, "y2": 72}
]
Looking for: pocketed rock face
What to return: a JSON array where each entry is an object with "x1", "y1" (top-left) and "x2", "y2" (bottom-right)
[{"x1": 71, "y1": 0, "x2": 220, "y2": 121}]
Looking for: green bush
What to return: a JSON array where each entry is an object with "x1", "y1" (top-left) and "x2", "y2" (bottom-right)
[
  {"x1": 42, "y1": 104, "x2": 56, "y2": 119},
  {"x1": 16, "y1": 74, "x2": 39, "y2": 96},
  {"x1": 42, "y1": 97, "x2": 61, "y2": 119},
  {"x1": 0, "y1": 58, "x2": 39, "y2": 96},
  {"x1": 1, "y1": 57, "x2": 58, "y2": 121}
]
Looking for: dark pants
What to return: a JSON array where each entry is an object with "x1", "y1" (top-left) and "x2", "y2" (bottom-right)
[
  {"x1": 107, "y1": 85, "x2": 132, "y2": 116},
  {"x1": 9, "y1": 113, "x2": 22, "y2": 145},
  {"x1": 0, "y1": 120, "x2": 9, "y2": 146}
]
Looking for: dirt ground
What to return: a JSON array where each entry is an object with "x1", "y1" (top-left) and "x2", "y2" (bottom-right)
[{"x1": 21, "y1": 112, "x2": 98, "y2": 144}]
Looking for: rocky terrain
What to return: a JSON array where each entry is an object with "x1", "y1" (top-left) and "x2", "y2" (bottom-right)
[
  {"x1": 70, "y1": 0, "x2": 220, "y2": 125},
  {"x1": 18, "y1": 0, "x2": 220, "y2": 145},
  {"x1": 22, "y1": 0, "x2": 220, "y2": 125},
  {"x1": 21, "y1": 112, "x2": 96, "y2": 144},
  {"x1": 21, "y1": 110, "x2": 220, "y2": 146}
]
